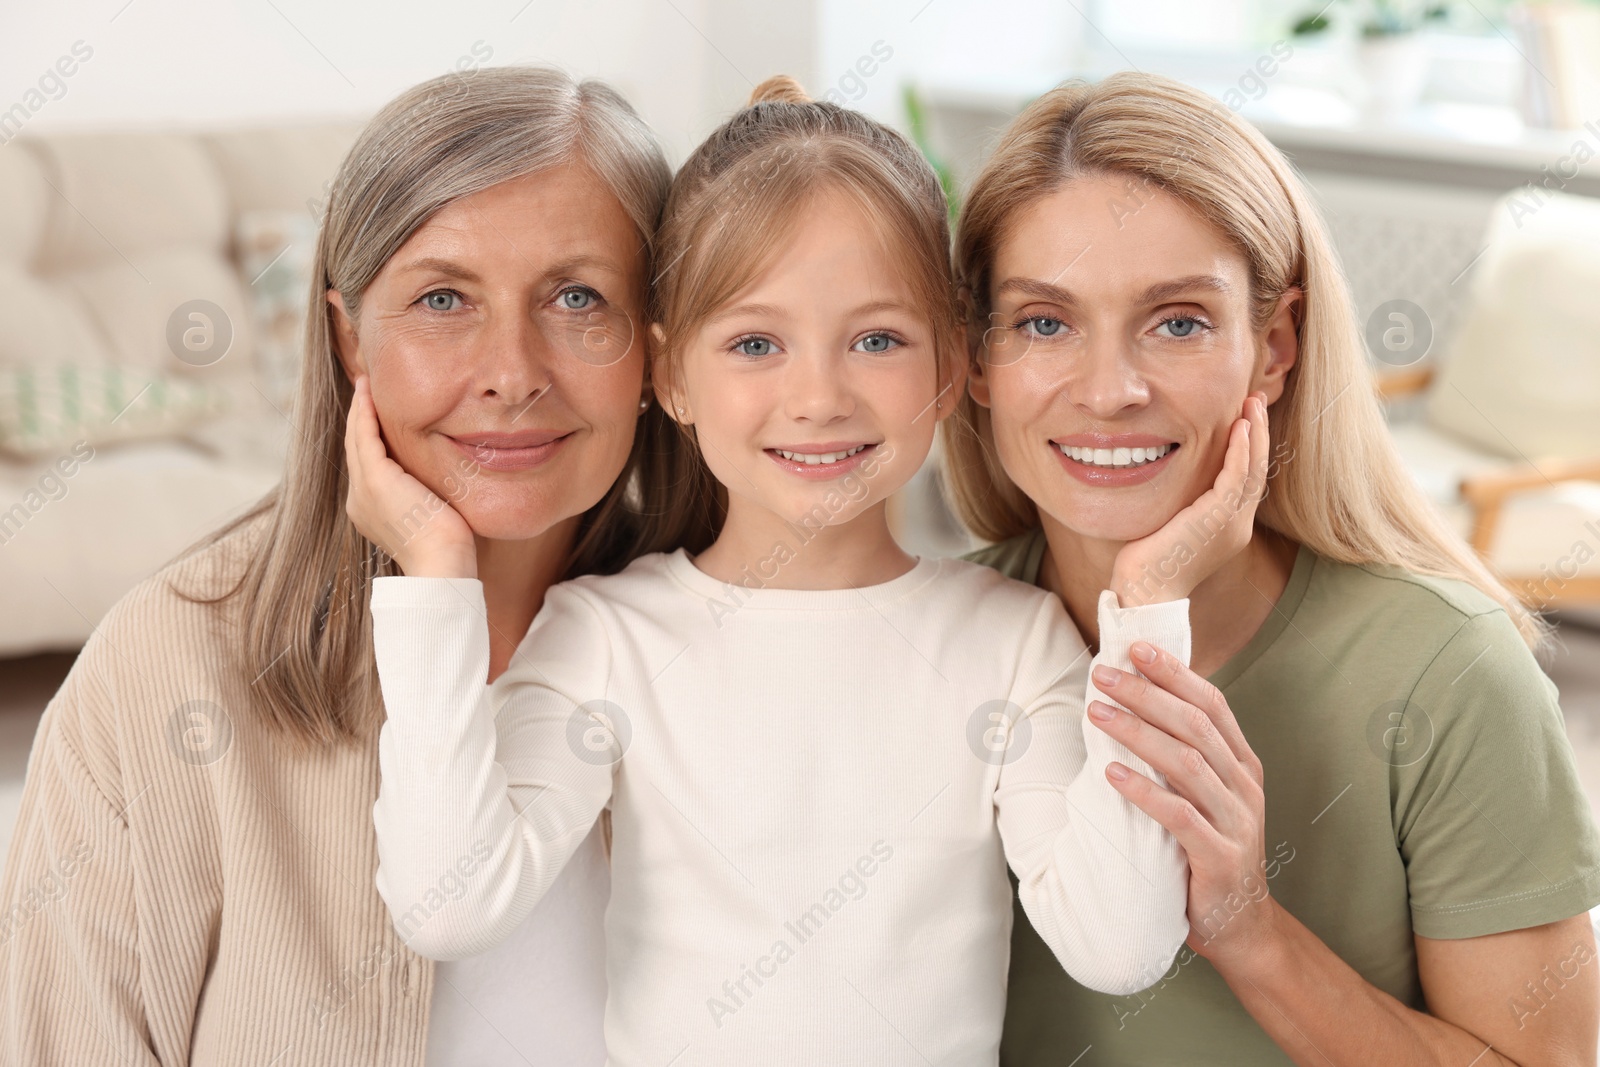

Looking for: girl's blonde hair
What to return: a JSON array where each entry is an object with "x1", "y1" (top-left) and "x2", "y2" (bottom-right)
[
  {"x1": 943, "y1": 71, "x2": 1543, "y2": 646},
  {"x1": 183, "y1": 66, "x2": 717, "y2": 746},
  {"x1": 650, "y1": 75, "x2": 962, "y2": 530}
]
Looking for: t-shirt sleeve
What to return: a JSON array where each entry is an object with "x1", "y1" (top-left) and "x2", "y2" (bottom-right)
[
  {"x1": 370, "y1": 576, "x2": 615, "y2": 960},
  {"x1": 1394, "y1": 608, "x2": 1600, "y2": 939},
  {"x1": 995, "y1": 590, "x2": 1191, "y2": 995}
]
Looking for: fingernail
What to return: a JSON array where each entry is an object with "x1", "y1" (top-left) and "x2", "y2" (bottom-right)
[
  {"x1": 1131, "y1": 642, "x2": 1156, "y2": 665},
  {"x1": 1107, "y1": 763, "x2": 1129, "y2": 782},
  {"x1": 1092, "y1": 665, "x2": 1119, "y2": 688},
  {"x1": 1088, "y1": 701, "x2": 1116, "y2": 722}
]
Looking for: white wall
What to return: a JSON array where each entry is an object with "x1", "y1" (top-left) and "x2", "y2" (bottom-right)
[
  {"x1": 818, "y1": 0, "x2": 1085, "y2": 128},
  {"x1": 0, "y1": 0, "x2": 820, "y2": 163},
  {"x1": 0, "y1": 0, "x2": 1117, "y2": 163}
]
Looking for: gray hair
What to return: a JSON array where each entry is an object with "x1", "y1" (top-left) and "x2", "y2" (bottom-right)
[
  {"x1": 184, "y1": 67, "x2": 709, "y2": 746},
  {"x1": 327, "y1": 66, "x2": 669, "y2": 314}
]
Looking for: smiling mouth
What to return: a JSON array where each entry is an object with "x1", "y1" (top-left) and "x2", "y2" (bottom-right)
[
  {"x1": 1055, "y1": 442, "x2": 1178, "y2": 469},
  {"x1": 770, "y1": 444, "x2": 870, "y2": 465},
  {"x1": 446, "y1": 430, "x2": 574, "y2": 472}
]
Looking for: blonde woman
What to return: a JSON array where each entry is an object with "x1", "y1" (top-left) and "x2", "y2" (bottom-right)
[
  {"x1": 0, "y1": 68, "x2": 711, "y2": 1065},
  {"x1": 947, "y1": 73, "x2": 1600, "y2": 1065}
]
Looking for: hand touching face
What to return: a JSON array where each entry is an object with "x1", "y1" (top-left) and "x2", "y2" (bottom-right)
[
  {"x1": 970, "y1": 175, "x2": 1296, "y2": 546},
  {"x1": 331, "y1": 164, "x2": 649, "y2": 547}
]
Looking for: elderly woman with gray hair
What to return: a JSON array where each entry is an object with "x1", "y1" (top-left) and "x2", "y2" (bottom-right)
[{"x1": 0, "y1": 67, "x2": 711, "y2": 1066}]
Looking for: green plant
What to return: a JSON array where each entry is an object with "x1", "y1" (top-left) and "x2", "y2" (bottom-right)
[
  {"x1": 1292, "y1": 0, "x2": 1452, "y2": 37},
  {"x1": 901, "y1": 84, "x2": 961, "y2": 226}
]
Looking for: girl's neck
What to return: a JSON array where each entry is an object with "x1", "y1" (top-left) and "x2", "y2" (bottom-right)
[
  {"x1": 694, "y1": 498, "x2": 916, "y2": 591},
  {"x1": 1037, "y1": 513, "x2": 1299, "y2": 678},
  {"x1": 475, "y1": 514, "x2": 580, "y2": 683}
]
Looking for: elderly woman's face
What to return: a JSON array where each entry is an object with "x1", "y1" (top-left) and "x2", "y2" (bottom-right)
[
  {"x1": 331, "y1": 165, "x2": 646, "y2": 541},
  {"x1": 970, "y1": 175, "x2": 1294, "y2": 544}
]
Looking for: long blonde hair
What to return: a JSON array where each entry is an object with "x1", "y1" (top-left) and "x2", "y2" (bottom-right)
[
  {"x1": 943, "y1": 72, "x2": 1542, "y2": 646},
  {"x1": 649, "y1": 75, "x2": 962, "y2": 529},
  {"x1": 183, "y1": 67, "x2": 716, "y2": 746}
]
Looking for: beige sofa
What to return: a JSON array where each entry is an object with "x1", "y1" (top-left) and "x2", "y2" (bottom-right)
[{"x1": 0, "y1": 125, "x2": 359, "y2": 656}]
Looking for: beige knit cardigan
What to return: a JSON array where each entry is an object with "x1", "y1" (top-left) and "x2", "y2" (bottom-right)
[{"x1": 0, "y1": 519, "x2": 437, "y2": 1065}]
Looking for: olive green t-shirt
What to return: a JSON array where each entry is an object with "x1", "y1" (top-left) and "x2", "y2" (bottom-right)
[{"x1": 968, "y1": 529, "x2": 1600, "y2": 1066}]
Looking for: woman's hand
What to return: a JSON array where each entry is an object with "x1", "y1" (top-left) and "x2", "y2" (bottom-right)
[
  {"x1": 1110, "y1": 392, "x2": 1270, "y2": 606},
  {"x1": 1088, "y1": 644, "x2": 1276, "y2": 967},
  {"x1": 344, "y1": 375, "x2": 477, "y2": 578}
]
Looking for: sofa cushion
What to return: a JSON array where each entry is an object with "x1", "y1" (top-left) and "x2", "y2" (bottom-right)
[
  {"x1": 0, "y1": 439, "x2": 280, "y2": 654},
  {"x1": 1388, "y1": 418, "x2": 1600, "y2": 582},
  {"x1": 1489, "y1": 481, "x2": 1600, "y2": 579},
  {"x1": 31, "y1": 133, "x2": 230, "y2": 273},
  {"x1": 66, "y1": 247, "x2": 253, "y2": 378},
  {"x1": 0, "y1": 144, "x2": 50, "y2": 265},
  {"x1": 0, "y1": 265, "x2": 115, "y2": 369},
  {"x1": 0, "y1": 364, "x2": 230, "y2": 457},
  {"x1": 205, "y1": 124, "x2": 360, "y2": 215},
  {"x1": 235, "y1": 209, "x2": 318, "y2": 406},
  {"x1": 1426, "y1": 191, "x2": 1600, "y2": 460}
]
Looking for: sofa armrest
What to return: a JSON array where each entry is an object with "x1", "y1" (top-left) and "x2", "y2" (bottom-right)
[
  {"x1": 1459, "y1": 458, "x2": 1600, "y2": 554},
  {"x1": 1375, "y1": 365, "x2": 1436, "y2": 401}
]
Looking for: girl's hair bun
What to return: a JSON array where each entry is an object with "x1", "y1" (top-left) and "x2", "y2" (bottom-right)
[{"x1": 747, "y1": 75, "x2": 811, "y2": 106}]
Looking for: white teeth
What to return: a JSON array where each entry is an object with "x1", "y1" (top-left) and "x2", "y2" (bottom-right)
[
  {"x1": 775, "y1": 444, "x2": 868, "y2": 465},
  {"x1": 1056, "y1": 442, "x2": 1175, "y2": 469}
]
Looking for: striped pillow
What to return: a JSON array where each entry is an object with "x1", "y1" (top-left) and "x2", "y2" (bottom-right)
[{"x1": 0, "y1": 364, "x2": 228, "y2": 457}]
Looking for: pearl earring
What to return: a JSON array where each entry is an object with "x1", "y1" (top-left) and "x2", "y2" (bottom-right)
[{"x1": 638, "y1": 398, "x2": 649, "y2": 412}]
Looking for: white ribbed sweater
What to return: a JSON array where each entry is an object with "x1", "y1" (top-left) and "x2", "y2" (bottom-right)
[{"x1": 371, "y1": 550, "x2": 1191, "y2": 1066}]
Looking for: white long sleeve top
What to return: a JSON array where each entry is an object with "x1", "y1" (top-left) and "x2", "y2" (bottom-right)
[{"x1": 371, "y1": 550, "x2": 1190, "y2": 1066}]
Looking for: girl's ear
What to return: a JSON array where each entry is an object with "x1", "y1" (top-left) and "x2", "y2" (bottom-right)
[
  {"x1": 327, "y1": 290, "x2": 364, "y2": 385},
  {"x1": 649, "y1": 324, "x2": 692, "y2": 425},
  {"x1": 1253, "y1": 287, "x2": 1300, "y2": 405}
]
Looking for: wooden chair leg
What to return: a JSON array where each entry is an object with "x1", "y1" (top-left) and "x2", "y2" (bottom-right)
[{"x1": 1507, "y1": 576, "x2": 1600, "y2": 609}]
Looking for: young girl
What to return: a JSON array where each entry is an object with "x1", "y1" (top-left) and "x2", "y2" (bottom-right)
[{"x1": 355, "y1": 76, "x2": 1265, "y2": 1063}]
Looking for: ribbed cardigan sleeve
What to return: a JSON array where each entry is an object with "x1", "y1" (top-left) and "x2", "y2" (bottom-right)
[
  {"x1": 995, "y1": 591, "x2": 1192, "y2": 995},
  {"x1": 0, "y1": 630, "x2": 160, "y2": 1066}
]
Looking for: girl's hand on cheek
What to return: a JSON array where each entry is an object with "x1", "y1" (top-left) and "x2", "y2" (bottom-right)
[
  {"x1": 343, "y1": 376, "x2": 478, "y2": 579},
  {"x1": 1110, "y1": 392, "x2": 1270, "y2": 606}
]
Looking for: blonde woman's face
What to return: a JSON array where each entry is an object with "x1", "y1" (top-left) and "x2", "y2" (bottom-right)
[
  {"x1": 970, "y1": 175, "x2": 1294, "y2": 544},
  {"x1": 330, "y1": 165, "x2": 648, "y2": 541},
  {"x1": 664, "y1": 188, "x2": 951, "y2": 529}
]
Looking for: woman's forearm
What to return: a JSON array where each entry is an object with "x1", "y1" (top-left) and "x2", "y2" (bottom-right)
[{"x1": 1213, "y1": 899, "x2": 1510, "y2": 1067}]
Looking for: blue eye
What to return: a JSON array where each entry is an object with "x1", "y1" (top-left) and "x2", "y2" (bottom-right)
[
  {"x1": 1157, "y1": 316, "x2": 1205, "y2": 338},
  {"x1": 560, "y1": 288, "x2": 596, "y2": 310},
  {"x1": 422, "y1": 290, "x2": 460, "y2": 311},
  {"x1": 1021, "y1": 316, "x2": 1063, "y2": 337},
  {"x1": 736, "y1": 337, "x2": 775, "y2": 357},
  {"x1": 854, "y1": 332, "x2": 899, "y2": 354}
]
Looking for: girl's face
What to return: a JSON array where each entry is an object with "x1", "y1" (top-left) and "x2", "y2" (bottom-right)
[
  {"x1": 330, "y1": 165, "x2": 647, "y2": 542},
  {"x1": 970, "y1": 175, "x2": 1296, "y2": 545},
  {"x1": 663, "y1": 188, "x2": 953, "y2": 529}
]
